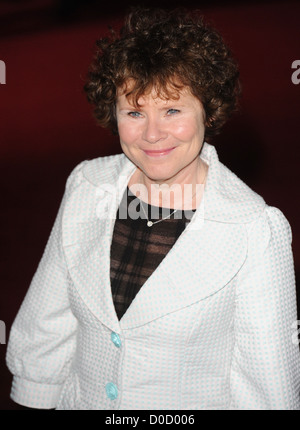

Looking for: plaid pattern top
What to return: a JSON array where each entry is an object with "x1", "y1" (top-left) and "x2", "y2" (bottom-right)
[{"x1": 110, "y1": 188, "x2": 195, "y2": 320}]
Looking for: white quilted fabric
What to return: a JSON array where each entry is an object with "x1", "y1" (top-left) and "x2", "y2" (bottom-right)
[{"x1": 6, "y1": 143, "x2": 300, "y2": 409}]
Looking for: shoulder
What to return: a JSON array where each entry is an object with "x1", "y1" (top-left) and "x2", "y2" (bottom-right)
[
  {"x1": 264, "y1": 206, "x2": 292, "y2": 238},
  {"x1": 201, "y1": 143, "x2": 266, "y2": 223},
  {"x1": 245, "y1": 205, "x2": 293, "y2": 259},
  {"x1": 65, "y1": 153, "x2": 132, "y2": 191},
  {"x1": 200, "y1": 144, "x2": 293, "y2": 251}
]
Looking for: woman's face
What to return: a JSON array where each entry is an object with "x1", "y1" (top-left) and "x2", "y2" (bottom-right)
[{"x1": 116, "y1": 85, "x2": 206, "y2": 186}]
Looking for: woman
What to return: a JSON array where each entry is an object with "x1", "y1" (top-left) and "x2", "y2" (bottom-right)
[{"x1": 6, "y1": 7, "x2": 300, "y2": 410}]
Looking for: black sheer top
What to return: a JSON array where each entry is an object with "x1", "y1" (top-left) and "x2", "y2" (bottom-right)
[{"x1": 110, "y1": 187, "x2": 195, "y2": 320}]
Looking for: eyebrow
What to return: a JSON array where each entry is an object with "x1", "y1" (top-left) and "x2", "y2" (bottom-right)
[{"x1": 117, "y1": 102, "x2": 185, "y2": 110}]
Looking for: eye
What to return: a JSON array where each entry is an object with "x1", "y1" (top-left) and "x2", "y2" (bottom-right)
[
  {"x1": 167, "y1": 109, "x2": 180, "y2": 115},
  {"x1": 128, "y1": 111, "x2": 142, "y2": 118}
]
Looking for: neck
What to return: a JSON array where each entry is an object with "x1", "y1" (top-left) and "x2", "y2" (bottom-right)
[{"x1": 129, "y1": 158, "x2": 208, "y2": 210}]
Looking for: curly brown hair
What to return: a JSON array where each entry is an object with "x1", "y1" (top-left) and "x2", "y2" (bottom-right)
[{"x1": 84, "y1": 7, "x2": 241, "y2": 141}]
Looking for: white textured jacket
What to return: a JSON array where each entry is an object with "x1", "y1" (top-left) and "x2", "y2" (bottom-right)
[{"x1": 6, "y1": 143, "x2": 300, "y2": 410}]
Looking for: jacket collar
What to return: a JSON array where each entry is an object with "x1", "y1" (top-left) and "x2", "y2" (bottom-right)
[{"x1": 82, "y1": 142, "x2": 266, "y2": 224}]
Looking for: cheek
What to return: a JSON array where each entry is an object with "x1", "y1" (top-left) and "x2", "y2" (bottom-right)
[
  {"x1": 173, "y1": 118, "x2": 205, "y2": 142},
  {"x1": 117, "y1": 121, "x2": 140, "y2": 146}
]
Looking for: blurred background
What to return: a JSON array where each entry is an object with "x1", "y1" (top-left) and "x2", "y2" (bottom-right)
[{"x1": 0, "y1": 0, "x2": 299, "y2": 410}]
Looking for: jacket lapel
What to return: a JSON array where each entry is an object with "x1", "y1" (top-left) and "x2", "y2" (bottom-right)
[
  {"x1": 120, "y1": 210, "x2": 248, "y2": 329},
  {"x1": 62, "y1": 180, "x2": 121, "y2": 332}
]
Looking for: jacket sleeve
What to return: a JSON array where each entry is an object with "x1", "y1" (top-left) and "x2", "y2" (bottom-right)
[
  {"x1": 6, "y1": 163, "x2": 85, "y2": 409},
  {"x1": 230, "y1": 206, "x2": 300, "y2": 409}
]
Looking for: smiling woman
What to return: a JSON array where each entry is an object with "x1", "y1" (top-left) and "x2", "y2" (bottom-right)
[
  {"x1": 6, "y1": 7, "x2": 300, "y2": 410},
  {"x1": 116, "y1": 85, "x2": 208, "y2": 207}
]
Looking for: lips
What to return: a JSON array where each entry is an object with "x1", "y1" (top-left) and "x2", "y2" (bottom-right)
[{"x1": 143, "y1": 147, "x2": 175, "y2": 157}]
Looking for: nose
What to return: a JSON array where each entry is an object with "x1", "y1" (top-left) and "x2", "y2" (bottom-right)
[{"x1": 142, "y1": 117, "x2": 167, "y2": 144}]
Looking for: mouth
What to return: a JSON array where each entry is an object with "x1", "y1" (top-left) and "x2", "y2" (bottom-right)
[{"x1": 143, "y1": 147, "x2": 176, "y2": 157}]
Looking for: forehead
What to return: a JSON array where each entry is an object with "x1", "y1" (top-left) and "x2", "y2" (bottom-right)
[{"x1": 117, "y1": 81, "x2": 196, "y2": 107}]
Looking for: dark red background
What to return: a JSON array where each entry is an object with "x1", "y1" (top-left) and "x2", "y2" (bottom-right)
[{"x1": 0, "y1": 0, "x2": 299, "y2": 409}]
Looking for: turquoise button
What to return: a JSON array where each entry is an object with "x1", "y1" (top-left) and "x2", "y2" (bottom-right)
[
  {"x1": 111, "y1": 332, "x2": 122, "y2": 348},
  {"x1": 105, "y1": 382, "x2": 118, "y2": 400}
]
